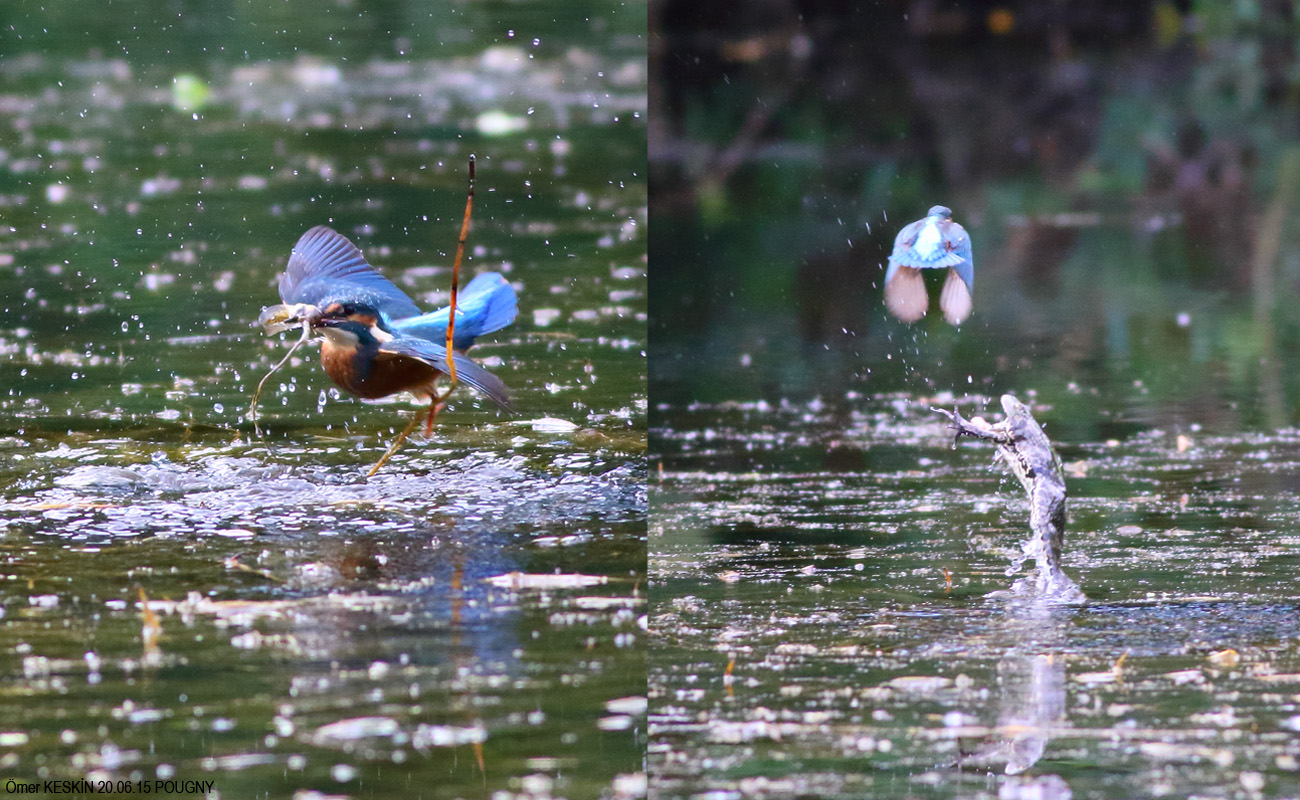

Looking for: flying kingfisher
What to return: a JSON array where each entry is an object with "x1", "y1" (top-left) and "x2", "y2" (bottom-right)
[
  {"x1": 883, "y1": 205, "x2": 974, "y2": 325},
  {"x1": 256, "y1": 225, "x2": 516, "y2": 454}
]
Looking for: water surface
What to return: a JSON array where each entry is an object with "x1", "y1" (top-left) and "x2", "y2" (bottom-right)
[{"x1": 652, "y1": 392, "x2": 1300, "y2": 799}]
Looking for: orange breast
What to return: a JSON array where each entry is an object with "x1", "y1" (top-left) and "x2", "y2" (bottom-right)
[{"x1": 320, "y1": 341, "x2": 442, "y2": 400}]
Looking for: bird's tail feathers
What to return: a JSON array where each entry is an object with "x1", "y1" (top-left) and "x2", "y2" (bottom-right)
[{"x1": 391, "y1": 272, "x2": 518, "y2": 349}]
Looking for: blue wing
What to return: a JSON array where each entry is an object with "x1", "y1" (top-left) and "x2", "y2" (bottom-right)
[
  {"x1": 278, "y1": 226, "x2": 422, "y2": 322},
  {"x1": 885, "y1": 215, "x2": 974, "y2": 292},
  {"x1": 884, "y1": 217, "x2": 927, "y2": 285},
  {"x1": 942, "y1": 220, "x2": 975, "y2": 293},
  {"x1": 389, "y1": 272, "x2": 518, "y2": 350},
  {"x1": 379, "y1": 335, "x2": 512, "y2": 411}
]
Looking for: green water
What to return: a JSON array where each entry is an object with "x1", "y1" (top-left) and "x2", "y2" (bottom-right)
[
  {"x1": 0, "y1": 2, "x2": 646, "y2": 798},
  {"x1": 650, "y1": 393, "x2": 1300, "y2": 799}
]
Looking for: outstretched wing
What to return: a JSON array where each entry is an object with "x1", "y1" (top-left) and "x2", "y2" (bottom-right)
[
  {"x1": 379, "y1": 334, "x2": 512, "y2": 411},
  {"x1": 884, "y1": 216, "x2": 928, "y2": 285},
  {"x1": 940, "y1": 219, "x2": 975, "y2": 293},
  {"x1": 278, "y1": 226, "x2": 422, "y2": 321},
  {"x1": 885, "y1": 212, "x2": 975, "y2": 294},
  {"x1": 390, "y1": 272, "x2": 518, "y2": 350}
]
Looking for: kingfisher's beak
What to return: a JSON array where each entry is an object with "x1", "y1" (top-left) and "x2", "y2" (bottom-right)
[{"x1": 257, "y1": 303, "x2": 323, "y2": 334}]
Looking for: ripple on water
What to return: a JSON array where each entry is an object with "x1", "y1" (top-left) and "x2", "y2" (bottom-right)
[{"x1": 6, "y1": 447, "x2": 645, "y2": 541}]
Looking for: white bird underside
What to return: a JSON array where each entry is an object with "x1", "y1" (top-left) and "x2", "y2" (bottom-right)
[
  {"x1": 884, "y1": 266, "x2": 973, "y2": 326},
  {"x1": 913, "y1": 219, "x2": 943, "y2": 259}
]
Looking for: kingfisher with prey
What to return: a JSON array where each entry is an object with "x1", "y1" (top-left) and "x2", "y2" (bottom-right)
[{"x1": 255, "y1": 223, "x2": 516, "y2": 473}]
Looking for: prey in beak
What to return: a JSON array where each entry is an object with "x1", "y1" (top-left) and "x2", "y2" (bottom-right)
[
  {"x1": 257, "y1": 302, "x2": 324, "y2": 335},
  {"x1": 248, "y1": 303, "x2": 324, "y2": 435}
]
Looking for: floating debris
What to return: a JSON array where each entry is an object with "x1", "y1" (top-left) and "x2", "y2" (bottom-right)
[
  {"x1": 885, "y1": 675, "x2": 952, "y2": 694},
  {"x1": 312, "y1": 716, "x2": 401, "y2": 745},
  {"x1": 484, "y1": 572, "x2": 608, "y2": 590},
  {"x1": 1208, "y1": 648, "x2": 1240, "y2": 668},
  {"x1": 934, "y1": 395, "x2": 1085, "y2": 604},
  {"x1": 476, "y1": 110, "x2": 528, "y2": 136},
  {"x1": 524, "y1": 416, "x2": 580, "y2": 433}
]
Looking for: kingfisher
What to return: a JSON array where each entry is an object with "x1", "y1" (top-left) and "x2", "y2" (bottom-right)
[
  {"x1": 256, "y1": 225, "x2": 516, "y2": 463},
  {"x1": 883, "y1": 205, "x2": 974, "y2": 325}
]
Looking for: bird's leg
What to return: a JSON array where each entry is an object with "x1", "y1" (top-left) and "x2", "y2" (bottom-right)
[
  {"x1": 422, "y1": 396, "x2": 446, "y2": 437},
  {"x1": 367, "y1": 411, "x2": 424, "y2": 477}
]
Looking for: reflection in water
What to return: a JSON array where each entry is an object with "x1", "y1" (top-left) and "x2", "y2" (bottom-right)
[
  {"x1": 998, "y1": 653, "x2": 1064, "y2": 775},
  {"x1": 6, "y1": 465, "x2": 646, "y2": 794},
  {"x1": 966, "y1": 602, "x2": 1073, "y2": 788}
]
